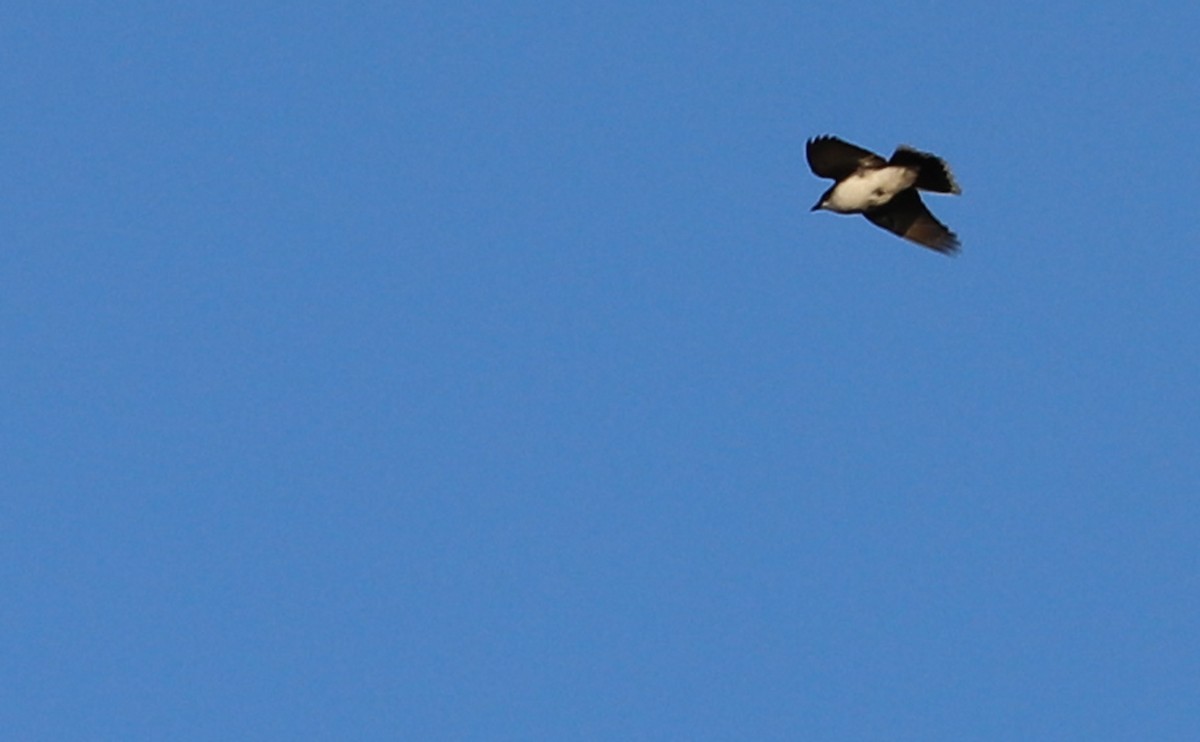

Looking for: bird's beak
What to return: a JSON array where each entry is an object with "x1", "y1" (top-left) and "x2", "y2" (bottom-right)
[{"x1": 810, "y1": 200, "x2": 822, "y2": 212}]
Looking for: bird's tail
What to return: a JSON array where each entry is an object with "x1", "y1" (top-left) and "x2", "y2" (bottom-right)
[{"x1": 890, "y1": 146, "x2": 961, "y2": 194}]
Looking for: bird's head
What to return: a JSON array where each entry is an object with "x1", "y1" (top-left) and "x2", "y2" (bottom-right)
[{"x1": 810, "y1": 189, "x2": 832, "y2": 212}]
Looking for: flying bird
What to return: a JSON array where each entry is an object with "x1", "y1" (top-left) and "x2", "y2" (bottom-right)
[{"x1": 806, "y1": 135, "x2": 961, "y2": 254}]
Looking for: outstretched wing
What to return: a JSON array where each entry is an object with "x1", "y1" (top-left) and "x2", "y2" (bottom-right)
[
  {"x1": 863, "y1": 189, "x2": 960, "y2": 254},
  {"x1": 806, "y1": 136, "x2": 885, "y2": 180}
]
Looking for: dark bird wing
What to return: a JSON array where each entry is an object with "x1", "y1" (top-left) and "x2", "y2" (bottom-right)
[
  {"x1": 806, "y1": 136, "x2": 885, "y2": 180},
  {"x1": 863, "y1": 189, "x2": 960, "y2": 254}
]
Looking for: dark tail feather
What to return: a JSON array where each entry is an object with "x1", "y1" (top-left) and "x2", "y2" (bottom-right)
[{"x1": 890, "y1": 145, "x2": 961, "y2": 194}]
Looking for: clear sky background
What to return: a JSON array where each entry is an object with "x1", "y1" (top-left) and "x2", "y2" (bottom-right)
[{"x1": 4, "y1": 2, "x2": 1198, "y2": 739}]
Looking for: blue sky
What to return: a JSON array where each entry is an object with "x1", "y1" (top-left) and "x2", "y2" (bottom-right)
[{"x1": 4, "y1": 2, "x2": 1198, "y2": 739}]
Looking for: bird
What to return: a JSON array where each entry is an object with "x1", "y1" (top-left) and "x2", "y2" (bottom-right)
[{"x1": 806, "y1": 135, "x2": 961, "y2": 254}]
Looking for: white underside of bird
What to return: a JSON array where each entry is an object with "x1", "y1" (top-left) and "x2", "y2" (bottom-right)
[{"x1": 821, "y1": 166, "x2": 917, "y2": 213}]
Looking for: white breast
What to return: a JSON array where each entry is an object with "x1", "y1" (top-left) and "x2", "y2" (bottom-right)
[{"x1": 824, "y1": 166, "x2": 917, "y2": 213}]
